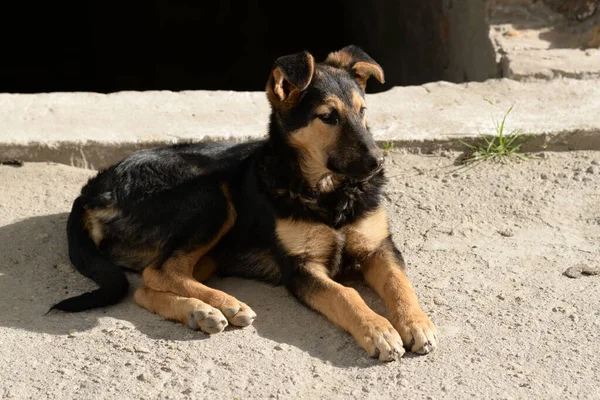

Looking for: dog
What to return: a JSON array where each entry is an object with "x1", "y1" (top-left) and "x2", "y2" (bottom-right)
[{"x1": 52, "y1": 46, "x2": 437, "y2": 361}]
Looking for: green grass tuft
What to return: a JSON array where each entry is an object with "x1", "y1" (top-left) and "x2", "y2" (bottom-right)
[
  {"x1": 381, "y1": 141, "x2": 394, "y2": 152},
  {"x1": 460, "y1": 103, "x2": 535, "y2": 165}
]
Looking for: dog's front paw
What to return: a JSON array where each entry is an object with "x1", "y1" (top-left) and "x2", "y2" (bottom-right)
[
  {"x1": 187, "y1": 307, "x2": 228, "y2": 334},
  {"x1": 393, "y1": 311, "x2": 437, "y2": 354},
  {"x1": 221, "y1": 301, "x2": 257, "y2": 327},
  {"x1": 354, "y1": 315, "x2": 405, "y2": 361}
]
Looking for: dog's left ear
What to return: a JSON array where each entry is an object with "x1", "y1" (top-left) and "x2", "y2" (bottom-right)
[
  {"x1": 267, "y1": 51, "x2": 315, "y2": 110},
  {"x1": 325, "y1": 45, "x2": 384, "y2": 91}
]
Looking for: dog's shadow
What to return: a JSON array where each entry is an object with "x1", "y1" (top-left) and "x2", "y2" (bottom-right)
[{"x1": 0, "y1": 213, "x2": 392, "y2": 368}]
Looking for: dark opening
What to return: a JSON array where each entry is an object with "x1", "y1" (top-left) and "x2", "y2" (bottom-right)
[{"x1": 0, "y1": 1, "x2": 498, "y2": 94}]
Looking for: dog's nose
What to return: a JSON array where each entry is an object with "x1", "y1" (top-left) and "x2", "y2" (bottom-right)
[
  {"x1": 365, "y1": 155, "x2": 384, "y2": 172},
  {"x1": 365, "y1": 156, "x2": 379, "y2": 171}
]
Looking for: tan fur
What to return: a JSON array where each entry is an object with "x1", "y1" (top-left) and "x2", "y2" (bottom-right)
[
  {"x1": 325, "y1": 50, "x2": 355, "y2": 69},
  {"x1": 362, "y1": 247, "x2": 437, "y2": 353},
  {"x1": 363, "y1": 256, "x2": 420, "y2": 318},
  {"x1": 134, "y1": 286, "x2": 212, "y2": 325},
  {"x1": 266, "y1": 68, "x2": 304, "y2": 110},
  {"x1": 276, "y1": 218, "x2": 342, "y2": 265},
  {"x1": 351, "y1": 90, "x2": 366, "y2": 113},
  {"x1": 276, "y1": 215, "x2": 408, "y2": 359},
  {"x1": 288, "y1": 113, "x2": 339, "y2": 189},
  {"x1": 138, "y1": 183, "x2": 255, "y2": 327},
  {"x1": 315, "y1": 96, "x2": 345, "y2": 115},
  {"x1": 344, "y1": 208, "x2": 389, "y2": 257},
  {"x1": 351, "y1": 89, "x2": 367, "y2": 127},
  {"x1": 134, "y1": 285, "x2": 229, "y2": 333},
  {"x1": 192, "y1": 256, "x2": 218, "y2": 283},
  {"x1": 266, "y1": 54, "x2": 315, "y2": 110},
  {"x1": 352, "y1": 61, "x2": 385, "y2": 91},
  {"x1": 307, "y1": 280, "x2": 380, "y2": 331},
  {"x1": 83, "y1": 206, "x2": 119, "y2": 246},
  {"x1": 143, "y1": 183, "x2": 235, "y2": 296},
  {"x1": 303, "y1": 275, "x2": 402, "y2": 360},
  {"x1": 325, "y1": 50, "x2": 385, "y2": 91},
  {"x1": 271, "y1": 67, "x2": 286, "y2": 101}
]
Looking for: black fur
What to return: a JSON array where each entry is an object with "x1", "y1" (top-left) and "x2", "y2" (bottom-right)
[
  {"x1": 273, "y1": 51, "x2": 314, "y2": 91},
  {"x1": 52, "y1": 49, "x2": 391, "y2": 312},
  {"x1": 50, "y1": 197, "x2": 129, "y2": 312}
]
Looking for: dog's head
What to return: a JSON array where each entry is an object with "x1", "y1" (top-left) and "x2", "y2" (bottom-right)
[{"x1": 266, "y1": 46, "x2": 385, "y2": 190}]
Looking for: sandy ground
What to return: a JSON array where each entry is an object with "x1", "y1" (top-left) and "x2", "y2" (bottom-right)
[{"x1": 1, "y1": 151, "x2": 599, "y2": 399}]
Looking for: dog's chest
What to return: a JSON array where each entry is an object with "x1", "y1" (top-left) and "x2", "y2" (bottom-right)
[{"x1": 275, "y1": 208, "x2": 388, "y2": 271}]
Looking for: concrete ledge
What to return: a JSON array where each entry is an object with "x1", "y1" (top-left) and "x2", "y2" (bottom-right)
[{"x1": 1, "y1": 78, "x2": 599, "y2": 169}]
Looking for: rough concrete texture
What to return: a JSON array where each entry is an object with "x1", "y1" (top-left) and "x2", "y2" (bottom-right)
[
  {"x1": 489, "y1": 0, "x2": 600, "y2": 80},
  {"x1": 1, "y1": 151, "x2": 599, "y2": 399},
  {"x1": 2, "y1": 78, "x2": 600, "y2": 169}
]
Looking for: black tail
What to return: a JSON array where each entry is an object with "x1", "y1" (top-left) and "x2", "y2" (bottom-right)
[{"x1": 49, "y1": 197, "x2": 129, "y2": 312}]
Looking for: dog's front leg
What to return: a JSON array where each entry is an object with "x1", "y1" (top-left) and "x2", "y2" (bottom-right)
[
  {"x1": 276, "y1": 218, "x2": 403, "y2": 361},
  {"x1": 345, "y1": 208, "x2": 437, "y2": 354},
  {"x1": 362, "y1": 239, "x2": 438, "y2": 354},
  {"x1": 287, "y1": 261, "x2": 404, "y2": 361}
]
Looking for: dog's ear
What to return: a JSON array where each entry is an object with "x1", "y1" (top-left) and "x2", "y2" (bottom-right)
[
  {"x1": 325, "y1": 45, "x2": 384, "y2": 91},
  {"x1": 266, "y1": 51, "x2": 315, "y2": 109}
]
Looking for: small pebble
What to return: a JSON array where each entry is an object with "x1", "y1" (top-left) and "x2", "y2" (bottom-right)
[
  {"x1": 134, "y1": 346, "x2": 150, "y2": 354},
  {"x1": 586, "y1": 166, "x2": 595, "y2": 174},
  {"x1": 564, "y1": 264, "x2": 600, "y2": 279},
  {"x1": 568, "y1": 314, "x2": 579, "y2": 322},
  {"x1": 137, "y1": 374, "x2": 147, "y2": 382},
  {"x1": 591, "y1": 160, "x2": 599, "y2": 166},
  {"x1": 433, "y1": 297, "x2": 447, "y2": 305},
  {"x1": 498, "y1": 229, "x2": 514, "y2": 237},
  {"x1": 418, "y1": 203, "x2": 433, "y2": 211},
  {"x1": 274, "y1": 345, "x2": 283, "y2": 351},
  {"x1": 540, "y1": 173, "x2": 548, "y2": 180}
]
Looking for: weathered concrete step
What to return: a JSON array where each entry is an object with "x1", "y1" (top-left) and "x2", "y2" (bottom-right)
[
  {"x1": 488, "y1": 0, "x2": 600, "y2": 82},
  {"x1": 1, "y1": 78, "x2": 599, "y2": 169}
]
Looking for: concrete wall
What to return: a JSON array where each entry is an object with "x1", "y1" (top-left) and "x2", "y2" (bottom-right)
[{"x1": 2, "y1": 78, "x2": 599, "y2": 169}]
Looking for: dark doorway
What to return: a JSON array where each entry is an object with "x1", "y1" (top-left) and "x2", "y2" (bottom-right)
[{"x1": 0, "y1": 1, "x2": 498, "y2": 94}]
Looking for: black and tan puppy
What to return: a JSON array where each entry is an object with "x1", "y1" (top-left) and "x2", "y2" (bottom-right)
[{"x1": 52, "y1": 46, "x2": 437, "y2": 361}]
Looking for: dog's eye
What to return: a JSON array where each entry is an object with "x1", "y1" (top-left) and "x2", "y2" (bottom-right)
[
  {"x1": 359, "y1": 107, "x2": 367, "y2": 117},
  {"x1": 318, "y1": 110, "x2": 339, "y2": 125}
]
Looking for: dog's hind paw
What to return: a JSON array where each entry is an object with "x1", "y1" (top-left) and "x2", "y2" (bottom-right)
[
  {"x1": 222, "y1": 302, "x2": 257, "y2": 327},
  {"x1": 187, "y1": 307, "x2": 228, "y2": 334}
]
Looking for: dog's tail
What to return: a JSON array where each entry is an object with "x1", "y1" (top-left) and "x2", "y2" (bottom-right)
[{"x1": 49, "y1": 197, "x2": 129, "y2": 312}]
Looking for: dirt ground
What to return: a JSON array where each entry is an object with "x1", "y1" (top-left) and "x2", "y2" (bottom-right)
[{"x1": 1, "y1": 151, "x2": 599, "y2": 399}]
